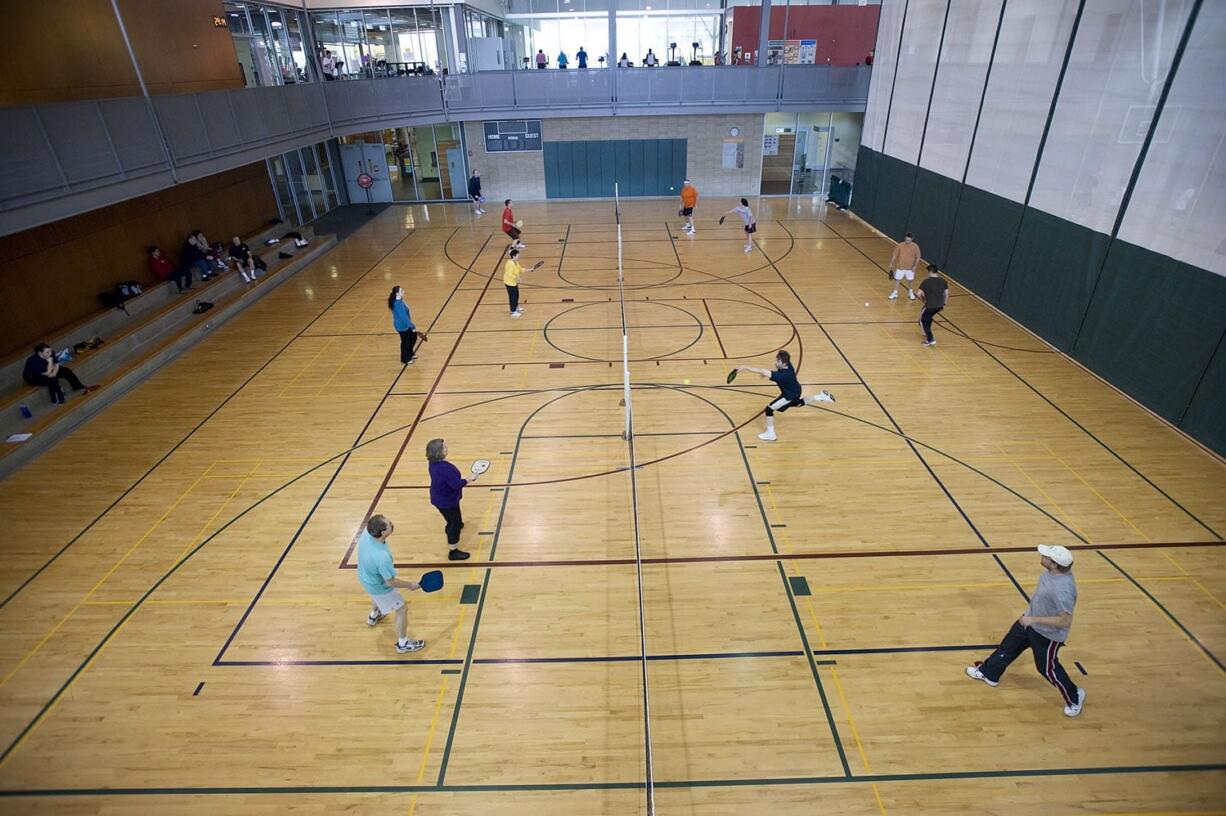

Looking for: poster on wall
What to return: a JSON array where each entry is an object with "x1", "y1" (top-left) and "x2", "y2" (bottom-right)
[
  {"x1": 766, "y1": 40, "x2": 785, "y2": 65},
  {"x1": 784, "y1": 40, "x2": 801, "y2": 64},
  {"x1": 722, "y1": 138, "x2": 744, "y2": 169},
  {"x1": 799, "y1": 39, "x2": 817, "y2": 64},
  {"x1": 762, "y1": 135, "x2": 779, "y2": 156}
]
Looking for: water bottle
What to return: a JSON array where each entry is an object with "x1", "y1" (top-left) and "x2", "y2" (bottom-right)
[{"x1": 19, "y1": 403, "x2": 33, "y2": 419}]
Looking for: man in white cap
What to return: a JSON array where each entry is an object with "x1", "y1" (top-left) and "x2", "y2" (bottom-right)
[{"x1": 966, "y1": 544, "x2": 1086, "y2": 717}]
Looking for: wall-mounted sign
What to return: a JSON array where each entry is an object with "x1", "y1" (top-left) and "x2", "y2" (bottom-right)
[
  {"x1": 722, "y1": 138, "x2": 744, "y2": 170},
  {"x1": 762, "y1": 135, "x2": 779, "y2": 156},
  {"x1": 799, "y1": 39, "x2": 817, "y2": 64},
  {"x1": 213, "y1": 15, "x2": 228, "y2": 28},
  {"x1": 483, "y1": 120, "x2": 542, "y2": 152}
]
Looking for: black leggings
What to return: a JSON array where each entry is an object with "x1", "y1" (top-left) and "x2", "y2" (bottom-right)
[
  {"x1": 506, "y1": 285, "x2": 520, "y2": 313},
  {"x1": 437, "y1": 505, "x2": 464, "y2": 546},
  {"x1": 920, "y1": 306, "x2": 943, "y2": 342},
  {"x1": 398, "y1": 329, "x2": 417, "y2": 363},
  {"x1": 765, "y1": 395, "x2": 804, "y2": 417},
  {"x1": 27, "y1": 368, "x2": 85, "y2": 402}
]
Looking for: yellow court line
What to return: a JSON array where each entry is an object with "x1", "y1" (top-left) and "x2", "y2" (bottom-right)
[
  {"x1": 763, "y1": 484, "x2": 874, "y2": 776},
  {"x1": 872, "y1": 782, "x2": 888, "y2": 816},
  {"x1": 0, "y1": 463, "x2": 216, "y2": 692},
  {"x1": 406, "y1": 677, "x2": 451, "y2": 816},
  {"x1": 277, "y1": 336, "x2": 338, "y2": 397},
  {"x1": 315, "y1": 336, "x2": 371, "y2": 395},
  {"x1": 1043, "y1": 441, "x2": 1152, "y2": 541},
  {"x1": 996, "y1": 444, "x2": 1093, "y2": 543},
  {"x1": 169, "y1": 461, "x2": 262, "y2": 566}
]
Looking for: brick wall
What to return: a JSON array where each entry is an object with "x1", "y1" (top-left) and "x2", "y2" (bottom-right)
[{"x1": 463, "y1": 114, "x2": 766, "y2": 201}]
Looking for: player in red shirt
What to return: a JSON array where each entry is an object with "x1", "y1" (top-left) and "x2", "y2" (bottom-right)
[{"x1": 502, "y1": 199, "x2": 525, "y2": 249}]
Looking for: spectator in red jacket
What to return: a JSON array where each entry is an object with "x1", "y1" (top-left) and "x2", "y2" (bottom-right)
[{"x1": 147, "y1": 246, "x2": 192, "y2": 293}]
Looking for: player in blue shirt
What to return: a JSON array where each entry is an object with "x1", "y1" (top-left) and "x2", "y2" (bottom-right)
[{"x1": 736, "y1": 349, "x2": 835, "y2": 441}]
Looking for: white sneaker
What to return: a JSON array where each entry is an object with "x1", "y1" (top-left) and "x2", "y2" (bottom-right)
[
  {"x1": 367, "y1": 611, "x2": 388, "y2": 626},
  {"x1": 510, "y1": 311, "x2": 522, "y2": 319},
  {"x1": 922, "y1": 339, "x2": 936, "y2": 347},
  {"x1": 808, "y1": 390, "x2": 835, "y2": 404},
  {"x1": 888, "y1": 290, "x2": 899, "y2": 300},
  {"x1": 396, "y1": 639, "x2": 425, "y2": 653},
  {"x1": 743, "y1": 245, "x2": 753, "y2": 253},
  {"x1": 757, "y1": 430, "x2": 777, "y2": 442},
  {"x1": 908, "y1": 290, "x2": 917, "y2": 300},
  {"x1": 1064, "y1": 687, "x2": 1086, "y2": 717},
  {"x1": 965, "y1": 665, "x2": 998, "y2": 687}
]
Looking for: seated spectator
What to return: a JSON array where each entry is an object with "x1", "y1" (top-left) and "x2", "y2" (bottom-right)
[
  {"x1": 23, "y1": 344, "x2": 99, "y2": 405},
  {"x1": 182, "y1": 231, "x2": 213, "y2": 281},
  {"x1": 147, "y1": 245, "x2": 191, "y2": 293},
  {"x1": 618, "y1": 53, "x2": 630, "y2": 68},
  {"x1": 644, "y1": 49, "x2": 658, "y2": 67},
  {"x1": 228, "y1": 236, "x2": 265, "y2": 284}
]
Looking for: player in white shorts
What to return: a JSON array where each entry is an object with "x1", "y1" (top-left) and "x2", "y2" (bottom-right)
[{"x1": 888, "y1": 232, "x2": 922, "y2": 301}]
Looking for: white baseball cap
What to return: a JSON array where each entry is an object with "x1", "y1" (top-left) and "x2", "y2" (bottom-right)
[{"x1": 1037, "y1": 544, "x2": 1074, "y2": 567}]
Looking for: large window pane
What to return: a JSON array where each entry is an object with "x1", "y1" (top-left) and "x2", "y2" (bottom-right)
[
  {"x1": 963, "y1": 0, "x2": 1081, "y2": 202},
  {"x1": 313, "y1": 12, "x2": 343, "y2": 80},
  {"x1": 338, "y1": 10, "x2": 368, "y2": 79},
  {"x1": 1029, "y1": 0, "x2": 1195, "y2": 234}
]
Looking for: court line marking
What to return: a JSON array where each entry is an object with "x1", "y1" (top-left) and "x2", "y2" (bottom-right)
[
  {"x1": 0, "y1": 218, "x2": 421, "y2": 611},
  {"x1": 822, "y1": 217, "x2": 1222, "y2": 541},
  {"x1": 1, "y1": 762, "x2": 1223, "y2": 797},
  {"x1": 371, "y1": 539, "x2": 1225, "y2": 571},
  {"x1": 1097, "y1": 551, "x2": 1224, "y2": 674}
]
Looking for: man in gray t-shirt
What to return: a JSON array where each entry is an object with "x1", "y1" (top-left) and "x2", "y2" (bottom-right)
[{"x1": 966, "y1": 545, "x2": 1086, "y2": 717}]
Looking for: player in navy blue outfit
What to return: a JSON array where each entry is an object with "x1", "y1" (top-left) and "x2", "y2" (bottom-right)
[{"x1": 736, "y1": 350, "x2": 835, "y2": 441}]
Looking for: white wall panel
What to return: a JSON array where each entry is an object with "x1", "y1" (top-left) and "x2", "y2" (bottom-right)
[
  {"x1": 882, "y1": 0, "x2": 948, "y2": 165},
  {"x1": 1118, "y1": 1, "x2": 1226, "y2": 275},
  {"x1": 963, "y1": 0, "x2": 1079, "y2": 202},
  {"x1": 918, "y1": 0, "x2": 1003, "y2": 180},
  {"x1": 861, "y1": 0, "x2": 907, "y2": 152},
  {"x1": 1029, "y1": 0, "x2": 1194, "y2": 234}
]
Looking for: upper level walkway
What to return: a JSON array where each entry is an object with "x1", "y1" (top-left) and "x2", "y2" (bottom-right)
[{"x1": 0, "y1": 65, "x2": 868, "y2": 235}]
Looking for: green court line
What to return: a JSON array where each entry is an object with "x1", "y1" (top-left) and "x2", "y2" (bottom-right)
[
  {"x1": 441, "y1": 669, "x2": 462, "y2": 675},
  {"x1": 3, "y1": 763, "x2": 1222, "y2": 797},
  {"x1": 1097, "y1": 551, "x2": 1224, "y2": 673}
]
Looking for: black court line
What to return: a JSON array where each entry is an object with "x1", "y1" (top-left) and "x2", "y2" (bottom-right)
[
  {"x1": 767, "y1": 222, "x2": 1030, "y2": 603},
  {"x1": 4, "y1": 763, "x2": 1223, "y2": 797},
  {"x1": 821, "y1": 218, "x2": 1221, "y2": 541},
  {"x1": 812, "y1": 644, "x2": 995, "y2": 656},
  {"x1": 0, "y1": 223, "x2": 419, "y2": 611},
  {"x1": 1097, "y1": 550, "x2": 1224, "y2": 673},
  {"x1": 213, "y1": 233, "x2": 495, "y2": 667},
  {"x1": 192, "y1": 682, "x2": 204, "y2": 696}
]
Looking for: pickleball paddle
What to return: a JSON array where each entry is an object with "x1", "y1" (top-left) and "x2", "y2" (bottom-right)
[
  {"x1": 531, "y1": 260, "x2": 545, "y2": 271},
  {"x1": 471, "y1": 459, "x2": 490, "y2": 475},
  {"x1": 719, "y1": 216, "x2": 726, "y2": 225},
  {"x1": 420, "y1": 570, "x2": 444, "y2": 593}
]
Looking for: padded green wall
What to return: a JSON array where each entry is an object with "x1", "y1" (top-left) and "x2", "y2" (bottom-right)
[
  {"x1": 850, "y1": 145, "x2": 1226, "y2": 457},
  {"x1": 543, "y1": 139, "x2": 686, "y2": 199}
]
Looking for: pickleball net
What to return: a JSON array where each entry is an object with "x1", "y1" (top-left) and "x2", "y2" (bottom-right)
[{"x1": 614, "y1": 183, "x2": 655, "y2": 815}]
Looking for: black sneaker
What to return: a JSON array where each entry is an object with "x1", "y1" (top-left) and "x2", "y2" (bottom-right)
[{"x1": 448, "y1": 549, "x2": 471, "y2": 561}]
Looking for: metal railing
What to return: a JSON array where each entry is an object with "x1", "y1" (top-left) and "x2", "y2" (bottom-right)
[{"x1": 0, "y1": 65, "x2": 867, "y2": 234}]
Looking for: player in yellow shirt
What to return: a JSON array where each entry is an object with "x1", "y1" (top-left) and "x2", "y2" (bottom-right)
[{"x1": 504, "y1": 248, "x2": 525, "y2": 318}]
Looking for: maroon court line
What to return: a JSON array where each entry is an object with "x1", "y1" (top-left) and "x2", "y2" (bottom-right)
[
  {"x1": 339, "y1": 241, "x2": 504, "y2": 568},
  {"x1": 703, "y1": 298, "x2": 728, "y2": 358},
  {"x1": 335, "y1": 539, "x2": 1226, "y2": 571}
]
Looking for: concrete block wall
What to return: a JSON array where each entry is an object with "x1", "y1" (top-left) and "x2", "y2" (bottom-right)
[{"x1": 463, "y1": 113, "x2": 766, "y2": 201}]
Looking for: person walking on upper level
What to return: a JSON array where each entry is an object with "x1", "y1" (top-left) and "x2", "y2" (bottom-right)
[
  {"x1": 577, "y1": 47, "x2": 588, "y2": 69},
  {"x1": 888, "y1": 232, "x2": 922, "y2": 301},
  {"x1": 536, "y1": 50, "x2": 548, "y2": 69},
  {"x1": 557, "y1": 50, "x2": 569, "y2": 69},
  {"x1": 389, "y1": 285, "x2": 419, "y2": 365},
  {"x1": 679, "y1": 180, "x2": 699, "y2": 234}
]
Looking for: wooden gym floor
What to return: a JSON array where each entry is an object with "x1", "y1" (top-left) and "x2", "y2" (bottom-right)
[{"x1": 0, "y1": 199, "x2": 1223, "y2": 815}]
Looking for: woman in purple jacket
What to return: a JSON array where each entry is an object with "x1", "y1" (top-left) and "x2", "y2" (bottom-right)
[{"x1": 426, "y1": 438, "x2": 480, "y2": 560}]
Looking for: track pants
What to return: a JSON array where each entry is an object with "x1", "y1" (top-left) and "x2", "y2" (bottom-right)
[
  {"x1": 920, "y1": 306, "x2": 942, "y2": 342},
  {"x1": 979, "y1": 621, "x2": 1080, "y2": 706},
  {"x1": 437, "y1": 505, "x2": 463, "y2": 546}
]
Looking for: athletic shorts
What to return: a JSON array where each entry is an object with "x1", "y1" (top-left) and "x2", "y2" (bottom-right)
[
  {"x1": 369, "y1": 590, "x2": 405, "y2": 615},
  {"x1": 767, "y1": 395, "x2": 805, "y2": 414},
  {"x1": 744, "y1": 223, "x2": 757, "y2": 234},
  {"x1": 504, "y1": 226, "x2": 521, "y2": 240},
  {"x1": 681, "y1": 207, "x2": 694, "y2": 217},
  {"x1": 893, "y1": 268, "x2": 915, "y2": 281}
]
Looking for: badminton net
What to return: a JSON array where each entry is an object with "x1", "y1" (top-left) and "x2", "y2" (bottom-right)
[{"x1": 614, "y1": 183, "x2": 655, "y2": 815}]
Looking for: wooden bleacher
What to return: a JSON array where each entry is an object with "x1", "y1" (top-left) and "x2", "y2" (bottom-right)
[{"x1": 0, "y1": 224, "x2": 336, "y2": 476}]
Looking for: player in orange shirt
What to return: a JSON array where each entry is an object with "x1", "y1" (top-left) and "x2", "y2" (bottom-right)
[{"x1": 679, "y1": 180, "x2": 699, "y2": 235}]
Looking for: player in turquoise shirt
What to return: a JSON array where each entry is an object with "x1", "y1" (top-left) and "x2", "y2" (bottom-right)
[{"x1": 357, "y1": 514, "x2": 424, "y2": 653}]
